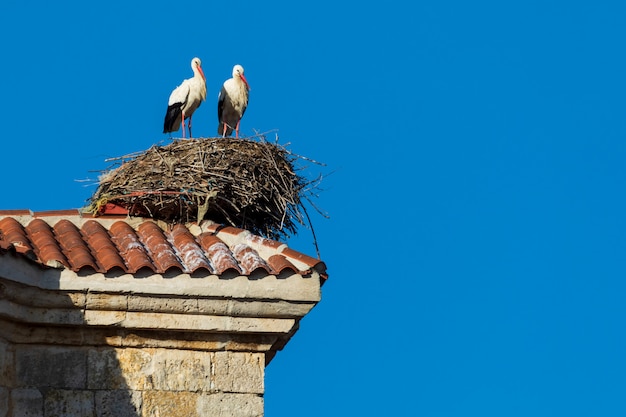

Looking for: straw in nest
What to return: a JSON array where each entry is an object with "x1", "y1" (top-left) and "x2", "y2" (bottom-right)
[{"x1": 86, "y1": 135, "x2": 325, "y2": 241}]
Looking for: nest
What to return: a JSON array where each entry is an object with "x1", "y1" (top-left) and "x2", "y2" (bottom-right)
[{"x1": 86, "y1": 135, "x2": 325, "y2": 241}]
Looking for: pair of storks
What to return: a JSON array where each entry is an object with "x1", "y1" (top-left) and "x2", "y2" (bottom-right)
[{"x1": 163, "y1": 57, "x2": 249, "y2": 139}]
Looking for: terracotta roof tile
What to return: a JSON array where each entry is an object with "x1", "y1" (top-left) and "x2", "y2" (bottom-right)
[
  {"x1": 0, "y1": 209, "x2": 32, "y2": 216},
  {"x1": 198, "y1": 233, "x2": 242, "y2": 274},
  {"x1": 0, "y1": 210, "x2": 328, "y2": 281},
  {"x1": 54, "y1": 219, "x2": 99, "y2": 271},
  {"x1": 280, "y1": 247, "x2": 324, "y2": 271},
  {"x1": 170, "y1": 224, "x2": 212, "y2": 274},
  {"x1": 0, "y1": 217, "x2": 34, "y2": 253},
  {"x1": 109, "y1": 221, "x2": 154, "y2": 273},
  {"x1": 233, "y1": 244, "x2": 271, "y2": 275},
  {"x1": 266, "y1": 254, "x2": 300, "y2": 275},
  {"x1": 26, "y1": 219, "x2": 68, "y2": 268},
  {"x1": 83, "y1": 220, "x2": 127, "y2": 272},
  {"x1": 136, "y1": 221, "x2": 185, "y2": 273}
]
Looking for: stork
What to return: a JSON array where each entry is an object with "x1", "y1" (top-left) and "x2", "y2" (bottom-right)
[
  {"x1": 163, "y1": 57, "x2": 207, "y2": 138},
  {"x1": 217, "y1": 64, "x2": 250, "y2": 138}
]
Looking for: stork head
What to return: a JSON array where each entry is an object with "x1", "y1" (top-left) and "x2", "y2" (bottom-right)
[
  {"x1": 192, "y1": 57, "x2": 205, "y2": 81},
  {"x1": 233, "y1": 64, "x2": 249, "y2": 90}
]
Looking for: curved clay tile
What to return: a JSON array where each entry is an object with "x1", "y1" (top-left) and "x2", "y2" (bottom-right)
[
  {"x1": 280, "y1": 247, "x2": 326, "y2": 270},
  {"x1": 243, "y1": 232, "x2": 284, "y2": 251},
  {"x1": 197, "y1": 233, "x2": 241, "y2": 274},
  {"x1": 169, "y1": 224, "x2": 212, "y2": 273},
  {"x1": 0, "y1": 217, "x2": 34, "y2": 253},
  {"x1": 136, "y1": 221, "x2": 183, "y2": 273},
  {"x1": 82, "y1": 220, "x2": 128, "y2": 272},
  {"x1": 53, "y1": 219, "x2": 99, "y2": 272},
  {"x1": 266, "y1": 254, "x2": 299, "y2": 275},
  {"x1": 216, "y1": 226, "x2": 247, "y2": 236},
  {"x1": 232, "y1": 243, "x2": 271, "y2": 275},
  {"x1": 24, "y1": 219, "x2": 69, "y2": 268},
  {"x1": 109, "y1": 221, "x2": 155, "y2": 273},
  {"x1": 0, "y1": 212, "x2": 329, "y2": 282}
]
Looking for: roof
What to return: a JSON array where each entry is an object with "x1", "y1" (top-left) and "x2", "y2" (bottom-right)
[{"x1": 0, "y1": 209, "x2": 327, "y2": 280}]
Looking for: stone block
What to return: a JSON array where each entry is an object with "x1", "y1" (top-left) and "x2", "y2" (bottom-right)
[
  {"x1": 85, "y1": 293, "x2": 127, "y2": 311},
  {"x1": 151, "y1": 348, "x2": 211, "y2": 392},
  {"x1": 115, "y1": 348, "x2": 154, "y2": 391},
  {"x1": 43, "y1": 390, "x2": 94, "y2": 417},
  {"x1": 0, "y1": 281, "x2": 83, "y2": 309},
  {"x1": 16, "y1": 347, "x2": 86, "y2": 389},
  {"x1": 83, "y1": 310, "x2": 126, "y2": 326},
  {"x1": 10, "y1": 388, "x2": 43, "y2": 417},
  {"x1": 87, "y1": 349, "x2": 126, "y2": 390},
  {"x1": 212, "y1": 352, "x2": 264, "y2": 394},
  {"x1": 0, "y1": 299, "x2": 84, "y2": 326},
  {"x1": 127, "y1": 295, "x2": 198, "y2": 313},
  {"x1": 94, "y1": 390, "x2": 142, "y2": 417},
  {"x1": 0, "y1": 387, "x2": 7, "y2": 417},
  {"x1": 0, "y1": 339, "x2": 14, "y2": 388},
  {"x1": 142, "y1": 391, "x2": 199, "y2": 417},
  {"x1": 197, "y1": 393, "x2": 264, "y2": 417}
]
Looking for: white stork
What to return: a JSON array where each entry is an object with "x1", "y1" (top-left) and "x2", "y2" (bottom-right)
[
  {"x1": 217, "y1": 64, "x2": 250, "y2": 138},
  {"x1": 163, "y1": 57, "x2": 207, "y2": 138}
]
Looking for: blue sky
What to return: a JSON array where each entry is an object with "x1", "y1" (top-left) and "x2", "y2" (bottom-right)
[{"x1": 2, "y1": 1, "x2": 626, "y2": 415}]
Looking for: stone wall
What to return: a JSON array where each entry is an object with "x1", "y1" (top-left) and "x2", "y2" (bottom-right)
[
  {"x1": 0, "y1": 339, "x2": 264, "y2": 417},
  {"x1": 0, "y1": 254, "x2": 322, "y2": 417}
]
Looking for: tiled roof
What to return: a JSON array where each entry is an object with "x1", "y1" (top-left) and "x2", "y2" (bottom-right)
[{"x1": 0, "y1": 209, "x2": 327, "y2": 280}]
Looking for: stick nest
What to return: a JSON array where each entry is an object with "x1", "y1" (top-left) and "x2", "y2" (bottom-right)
[{"x1": 86, "y1": 136, "x2": 324, "y2": 241}]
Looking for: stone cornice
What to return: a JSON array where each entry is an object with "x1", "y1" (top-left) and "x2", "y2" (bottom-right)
[{"x1": 0, "y1": 251, "x2": 322, "y2": 361}]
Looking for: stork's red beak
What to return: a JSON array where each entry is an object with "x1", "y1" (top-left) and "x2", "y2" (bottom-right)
[
  {"x1": 240, "y1": 74, "x2": 250, "y2": 90},
  {"x1": 198, "y1": 65, "x2": 206, "y2": 81}
]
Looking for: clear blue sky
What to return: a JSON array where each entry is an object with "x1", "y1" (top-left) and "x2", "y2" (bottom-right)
[{"x1": 2, "y1": 1, "x2": 626, "y2": 415}]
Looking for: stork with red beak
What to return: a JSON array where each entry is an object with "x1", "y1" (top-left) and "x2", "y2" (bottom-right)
[
  {"x1": 163, "y1": 57, "x2": 207, "y2": 138},
  {"x1": 217, "y1": 64, "x2": 250, "y2": 138}
]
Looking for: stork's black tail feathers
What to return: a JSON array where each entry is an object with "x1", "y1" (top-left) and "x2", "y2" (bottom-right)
[{"x1": 163, "y1": 103, "x2": 183, "y2": 133}]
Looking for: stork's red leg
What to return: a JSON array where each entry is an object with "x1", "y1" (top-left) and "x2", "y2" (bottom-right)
[
  {"x1": 235, "y1": 120, "x2": 241, "y2": 138},
  {"x1": 188, "y1": 116, "x2": 193, "y2": 139},
  {"x1": 181, "y1": 113, "x2": 186, "y2": 138}
]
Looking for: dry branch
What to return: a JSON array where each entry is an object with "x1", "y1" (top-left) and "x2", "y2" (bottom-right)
[{"x1": 86, "y1": 136, "x2": 325, "y2": 240}]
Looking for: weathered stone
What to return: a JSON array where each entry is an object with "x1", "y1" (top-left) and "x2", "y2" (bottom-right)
[
  {"x1": 0, "y1": 299, "x2": 85, "y2": 326},
  {"x1": 127, "y1": 295, "x2": 198, "y2": 313},
  {"x1": 16, "y1": 347, "x2": 86, "y2": 389},
  {"x1": 0, "y1": 236, "x2": 326, "y2": 417},
  {"x1": 212, "y1": 352, "x2": 264, "y2": 394},
  {"x1": 0, "y1": 339, "x2": 14, "y2": 388},
  {"x1": 85, "y1": 293, "x2": 128, "y2": 311},
  {"x1": 142, "y1": 391, "x2": 198, "y2": 417},
  {"x1": 83, "y1": 310, "x2": 126, "y2": 326},
  {"x1": 0, "y1": 320, "x2": 86, "y2": 346},
  {"x1": 151, "y1": 348, "x2": 212, "y2": 392},
  {"x1": 43, "y1": 390, "x2": 94, "y2": 417},
  {"x1": 10, "y1": 388, "x2": 43, "y2": 417},
  {"x1": 51, "y1": 271, "x2": 321, "y2": 304},
  {"x1": 196, "y1": 299, "x2": 315, "y2": 318},
  {"x1": 115, "y1": 348, "x2": 154, "y2": 391},
  {"x1": 0, "y1": 387, "x2": 8, "y2": 417},
  {"x1": 0, "y1": 280, "x2": 84, "y2": 309},
  {"x1": 197, "y1": 393, "x2": 263, "y2": 417},
  {"x1": 87, "y1": 349, "x2": 126, "y2": 390},
  {"x1": 120, "y1": 311, "x2": 296, "y2": 335},
  {"x1": 94, "y1": 390, "x2": 142, "y2": 417}
]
